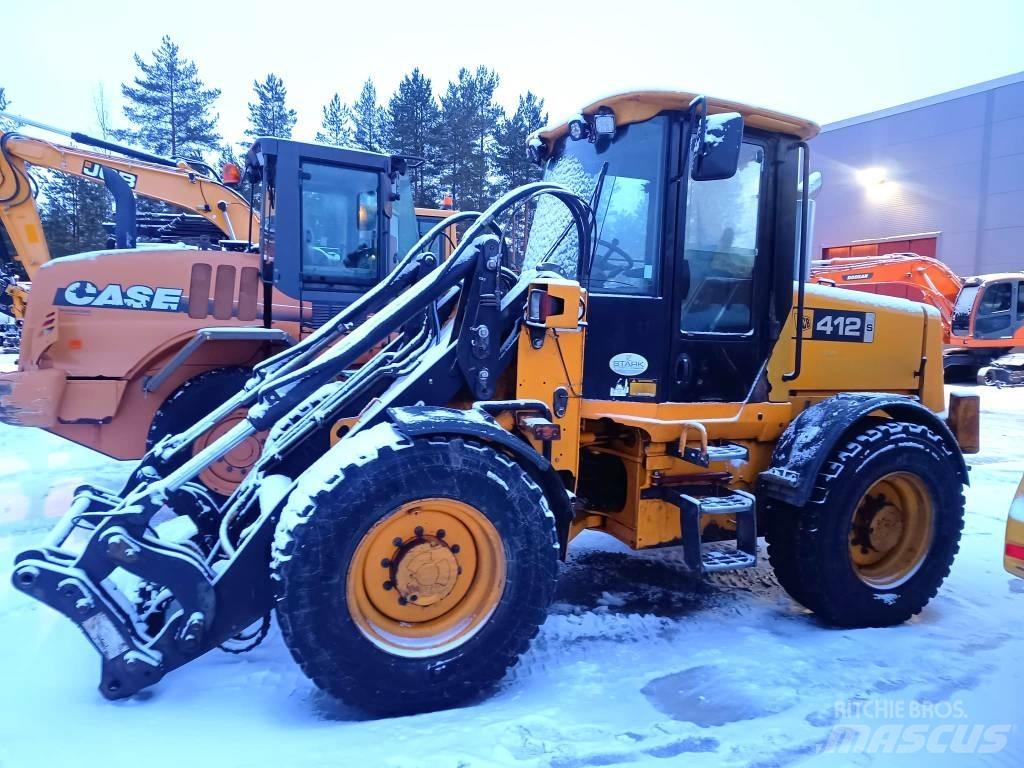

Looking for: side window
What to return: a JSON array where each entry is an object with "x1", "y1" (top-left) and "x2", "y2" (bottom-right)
[
  {"x1": 680, "y1": 142, "x2": 765, "y2": 334},
  {"x1": 978, "y1": 282, "x2": 1011, "y2": 314},
  {"x1": 1017, "y1": 281, "x2": 1024, "y2": 319},
  {"x1": 975, "y1": 281, "x2": 1013, "y2": 337},
  {"x1": 300, "y1": 162, "x2": 380, "y2": 286}
]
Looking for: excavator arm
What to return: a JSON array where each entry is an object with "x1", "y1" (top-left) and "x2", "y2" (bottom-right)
[
  {"x1": 810, "y1": 252, "x2": 963, "y2": 334},
  {"x1": 0, "y1": 130, "x2": 258, "y2": 281}
]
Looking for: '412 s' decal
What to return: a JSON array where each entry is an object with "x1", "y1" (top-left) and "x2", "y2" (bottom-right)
[{"x1": 806, "y1": 309, "x2": 875, "y2": 343}]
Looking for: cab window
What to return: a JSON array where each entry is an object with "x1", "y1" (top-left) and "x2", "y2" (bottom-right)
[
  {"x1": 524, "y1": 118, "x2": 667, "y2": 295},
  {"x1": 680, "y1": 142, "x2": 765, "y2": 334},
  {"x1": 300, "y1": 162, "x2": 380, "y2": 286},
  {"x1": 975, "y1": 281, "x2": 1013, "y2": 336}
]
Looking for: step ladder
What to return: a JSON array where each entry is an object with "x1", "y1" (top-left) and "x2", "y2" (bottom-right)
[{"x1": 660, "y1": 487, "x2": 758, "y2": 574}]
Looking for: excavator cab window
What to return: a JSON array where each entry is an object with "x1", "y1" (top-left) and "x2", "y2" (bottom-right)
[
  {"x1": 951, "y1": 285, "x2": 978, "y2": 336},
  {"x1": 299, "y1": 161, "x2": 380, "y2": 287},
  {"x1": 974, "y1": 281, "x2": 1013, "y2": 338}
]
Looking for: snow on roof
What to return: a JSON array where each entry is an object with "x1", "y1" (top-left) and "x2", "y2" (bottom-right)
[{"x1": 539, "y1": 91, "x2": 819, "y2": 144}]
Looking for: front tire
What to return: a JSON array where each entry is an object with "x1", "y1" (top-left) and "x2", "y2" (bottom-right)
[
  {"x1": 765, "y1": 421, "x2": 965, "y2": 627},
  {"x1": 273, "y1": 424, "x2": 559, "y2": 716}
]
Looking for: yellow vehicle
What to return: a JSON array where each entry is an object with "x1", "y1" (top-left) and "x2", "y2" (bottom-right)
[
  {"x1": 13, "y1": 90, "x2": 980, "y2": 716},
  {"x1": 1006, "y1": 475, "x2": 1024, "y2": 578}
]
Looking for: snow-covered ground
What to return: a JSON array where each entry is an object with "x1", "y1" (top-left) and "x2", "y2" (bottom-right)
[{"x1": 0, "y1": 386, "x2": 1021, "y2": 767}]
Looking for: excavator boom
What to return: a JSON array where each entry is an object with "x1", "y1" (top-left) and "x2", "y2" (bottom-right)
[
  {"x1": 0, "y1": 128, "x2": 257, "y2": 280},
  {"x1": 811, "y1": 251, "x2": 963, "y2": 334}
]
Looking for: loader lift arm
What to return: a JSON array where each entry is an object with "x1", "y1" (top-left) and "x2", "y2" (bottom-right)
[{"x1": 11, "y1": 187, "x2": 592, "y2": 699}]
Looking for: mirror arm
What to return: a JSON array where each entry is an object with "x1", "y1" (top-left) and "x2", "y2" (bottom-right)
[{"x1": 783, "y1": 140, "x2": 811, "y2": 383}]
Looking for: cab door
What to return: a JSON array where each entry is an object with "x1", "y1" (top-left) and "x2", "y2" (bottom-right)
[
  {"x1": 574, "y1": 117, "x2": 676, "y2": 401},
  {"x1": 297, "y1": 158, "x2": 389, "y2": 328},
  {"x1": 666, "y1": 135, "x2": 777, "y2": 403}
]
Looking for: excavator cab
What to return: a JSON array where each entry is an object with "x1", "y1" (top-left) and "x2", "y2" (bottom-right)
[{"x1": 245, "y1": 138, "x2": 420, "y2": 328}]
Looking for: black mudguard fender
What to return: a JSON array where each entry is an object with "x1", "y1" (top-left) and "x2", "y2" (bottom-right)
[
  {"x1": 759, "y1": 393, "x2": 969, "y2": 507},
  {"x1": 386, "y1": 405, "x2": 574, "y2": 556}
]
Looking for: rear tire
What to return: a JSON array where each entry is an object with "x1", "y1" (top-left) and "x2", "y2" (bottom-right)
[
  {"x1": 764, "y1": 421, "x2": 965, "y2": 627},
  {"x1": 273, "y1": 423, "x2": 559, "y2": 716}
]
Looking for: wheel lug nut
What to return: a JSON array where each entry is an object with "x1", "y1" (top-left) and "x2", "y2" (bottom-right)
[
  {"x1": 392, "y1": 537, "x2": 403, "y2": 547},
  {"x1": 414, "y1": 526, "x2": 424, "y2": 538},
  {"x1": 398, "y1": 596, "x2": 408, "y2": 605},
  {"x1": 383, "y1": 581, "x2": 394, "y2": 590},
  {"x1": 450, "y1": 544, "x2": 461, "y2": 554},
  {"x1": 380, "y1": 558, "x2": 391, "y2": 568},
  {"x1": 436, "y1": 529, "x2": 446, "y2": 539},
  {"x1": 410, "y1": 594, "x2": 418, "y2": 602}
]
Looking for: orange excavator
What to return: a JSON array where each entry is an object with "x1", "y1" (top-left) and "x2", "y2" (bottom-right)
[{"x1": 811, "y1": 252, "x2": 1024, "y2": 377}]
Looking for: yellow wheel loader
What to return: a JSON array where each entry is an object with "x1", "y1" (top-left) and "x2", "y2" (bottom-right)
[{"x1": 12, "y1": 90, "x2": 980, "y2": 716}]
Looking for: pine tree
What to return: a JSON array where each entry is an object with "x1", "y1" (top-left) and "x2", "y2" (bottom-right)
[
  {"x1": 351, "y1": 79, "x2": 387, "y2": 153},
  {"x1": 38, "y1": 172, "x2": 112, "y2": 258},
  {"x1": 492, "y1": 92, "x2": 547, "y2": 265},
  {"x1": 315, "y1": 93, "x2": 354, "y2": 147},
  {"x1": 245, "y1": 73, "x2": 297, "y2": 139},
  {"x1": 386, "y1": 69, "x2": 441, "y2": 206},
  {"x1": 114, "y1": 36, "x2": 221, "y2": 158},
  {"x1": 493, "y1": 92, "x2": 546, "y2": 192},
  {"x1": 436, "y1": 67, "x2": 502, "y2": 210}
]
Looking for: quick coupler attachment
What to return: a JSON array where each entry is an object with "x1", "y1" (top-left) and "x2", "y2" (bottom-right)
[
  {"x1": 12, "y1": 555, "x2": 164, "y2": 699},
  {"x1": 11, "y1": 489, "x2": 218, "y2": 700}
]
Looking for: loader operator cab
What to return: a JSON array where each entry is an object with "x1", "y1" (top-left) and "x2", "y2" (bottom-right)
[
  {"x1": 245, "y1": 138, "x2": 419, "y2": 327},
  {"x1": 525, "y1": 93, "x2": 808, "y2": 403}
]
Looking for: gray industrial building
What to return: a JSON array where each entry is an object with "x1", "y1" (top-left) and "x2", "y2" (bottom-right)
[{"x1": 810, "y1": 71, "x2": 1024, "y2": 277}]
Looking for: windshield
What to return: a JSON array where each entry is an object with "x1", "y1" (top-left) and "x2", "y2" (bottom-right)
[
  {"x1": 951, "y1": 285, "x2": 979, "y2": 336},
  {"x1": 524, "y1": 118, "x2": 666, "y2": 295},
  {"x1": 300, "y1": 161, "x2": 380, "y2": 286}
]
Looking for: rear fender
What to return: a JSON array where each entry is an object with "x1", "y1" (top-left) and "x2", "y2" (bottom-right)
[
  {"x1": 759, "y1": 393, "x2": 969, "y2": 507},
  {"x1": 386, "y1": 405, "x2": 573, "y2": 556}
]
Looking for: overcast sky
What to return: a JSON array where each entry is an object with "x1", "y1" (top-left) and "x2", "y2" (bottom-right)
[{"x1": 3, "y1": 0, "x2": 1023, "y2": 149}]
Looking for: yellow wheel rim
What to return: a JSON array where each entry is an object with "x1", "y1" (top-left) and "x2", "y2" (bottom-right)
[
  {"x1": 347, "y1": 498, "x2": 506, "y2": 656},
  {"x1": 848, "y1": 472, "x2": 934, "y2": 589}
]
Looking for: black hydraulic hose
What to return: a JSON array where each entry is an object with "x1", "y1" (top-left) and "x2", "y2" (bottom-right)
[
  {"x1": 783, "y1": 141, "x2": 811, "y2": 383},
  {"x1": 0, "y1": 134, "x2": 32, "y2": 207},
  {"x1": 66, "y1": 130, "x2": 180, "y2": 169},
  {"x1": 253, "y1": 210, "x2": 484, "y2": 382},
  {"x1": 250, "y1": 183, "x2": 593, "y2": 428}
]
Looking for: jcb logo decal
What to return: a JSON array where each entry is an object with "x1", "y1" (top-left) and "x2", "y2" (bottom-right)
[
  {"x1": 56, "y1": 281, "x2": 184, "y2": 312},
  {"x1": 82, "y1": 161, "x2": 138, "y2": 190}
]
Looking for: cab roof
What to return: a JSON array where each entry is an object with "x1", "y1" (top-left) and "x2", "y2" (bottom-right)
[{"x1": 538, "y1": 90, "x2": 820, "y2": 143}]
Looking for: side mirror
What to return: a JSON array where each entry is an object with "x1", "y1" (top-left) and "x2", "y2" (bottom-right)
[{"x1": 691, "y1": 112, "x2": 744, "y2": 182}]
